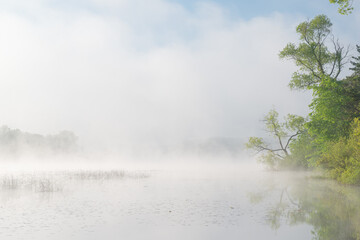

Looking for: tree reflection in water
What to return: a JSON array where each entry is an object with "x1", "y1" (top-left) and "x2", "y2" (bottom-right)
[{"x1": 248, "y1": 174, "x2": 360, "y2": 240}]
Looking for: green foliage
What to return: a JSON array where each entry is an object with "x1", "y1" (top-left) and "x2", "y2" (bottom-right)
[
  {"x1": 307, "y1": 76, "x2": 355, "y2": 143},
  {"x1": 287, "y1": 131, "x2": 319, "y2": 168},
  {"x1": 302, "y1": 69, "x2": 359, "y2": 184},
  {"x1": 306, "y1": 66, "x2": 360, "y2": 149},
  {"x1": 246, "y1": 109, "x2": 306, "y2": 169},
  {"x1": 296, "y1": 15, "x2": 332, "y2": 42},
  {"x1": 285, "y1": 113, "x2": 307, "y2": 132},
  {"x1": 248, "y1": 13, "x2": 360, "y2": 185},
  {"x1": 263, "y1": 109, "x2": 287, "y2": 138},
  {"x1": 329, "y1": 0, "x2": 354, "y2": 15},
  {"x1": 279, "y1": 15, "x2": 348, "y2": 90},
  {"x1": 246, "y1": 137, "x2": 266, "y2": 151},
  {"x1": 278, "y1": 14, "x2": 360, "y2": 184},
  {"x1": 319, "y1": 118, "x2": 360, "y2": 184},
  {"x1": 350, "y1": 45, "x2": 360, "y2": 76}
]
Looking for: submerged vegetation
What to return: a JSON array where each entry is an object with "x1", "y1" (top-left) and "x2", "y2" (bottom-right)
[{"x1": 247, "y1": 14, "x2": 360, "y2": 184}]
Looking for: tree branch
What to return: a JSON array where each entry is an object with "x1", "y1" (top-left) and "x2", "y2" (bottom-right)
[{"x1": 284, "y1": 130, "x2": 302, "y2": 150}]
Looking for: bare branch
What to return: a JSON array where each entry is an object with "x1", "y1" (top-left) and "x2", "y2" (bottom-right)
[{"x1": 284, "y1": 130, "x2": 302, "y2": 150}]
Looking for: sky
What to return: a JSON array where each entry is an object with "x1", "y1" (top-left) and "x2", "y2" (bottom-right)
[{"x1": 0, "y1": 0, "x2": 359, "y2": 152}]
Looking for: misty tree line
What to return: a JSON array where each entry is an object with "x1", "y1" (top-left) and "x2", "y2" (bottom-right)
[
  {"x1": 247, "y1": 9, "x2": 360, "y2": 184},
  {"x1": 0, "y1": 125, "x2": 78, "y2": 156}
]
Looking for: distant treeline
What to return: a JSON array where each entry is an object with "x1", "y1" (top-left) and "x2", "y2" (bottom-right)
[{"x1": 0, "y1": 126, "x2": 78, "y2": 157}]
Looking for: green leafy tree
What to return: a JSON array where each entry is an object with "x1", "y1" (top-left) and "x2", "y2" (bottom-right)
[
  {"x1": 279, "y1": 15, "x2": 349, "y2": 90},
  {"x1": 307, "y1": 46, "x2": 360, "y2": 143},
  {"x1": 329, "y1": 0, "x2": 354, "y2": 15},
  {"x1": 246, "y1": 109, "x2": 306, "y2": 169},
  {"x1": 308, "y1": 76, "x2": 355, "y2": 142},
  {"x1": 320, "y1": 118, "x2": 360, "y2": 184},
  {"x1": 344, "y1": 45, "x2": 360, "y2": 116},
  {"x1": 287, "y1": 130, "x2": 319, "y2": 168},
  {"x1": 350, "y1": 45, "x2": 360, "y2": 76},
  {"x1": 279, "y1": 15, "x2": 360, "y2": 177}
]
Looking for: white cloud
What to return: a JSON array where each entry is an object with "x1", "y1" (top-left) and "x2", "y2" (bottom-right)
[{"x1": 0, "y1": 0, "x2": 313, "y2": 150}]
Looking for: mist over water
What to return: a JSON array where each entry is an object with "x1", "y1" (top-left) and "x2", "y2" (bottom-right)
[
  {"x1": 0, "y1": 126, "x2": 359, "y2": 240},
  {"x1": 1, "y1": 159, "x2": 359, "y2": 240},
  {"x1": 1, "y1": 0, "x2": 360, "y2": 239}
]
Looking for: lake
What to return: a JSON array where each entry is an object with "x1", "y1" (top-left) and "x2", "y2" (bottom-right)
[{"x1": 0, "y1": 164, "x2": 359, "y2": 240}]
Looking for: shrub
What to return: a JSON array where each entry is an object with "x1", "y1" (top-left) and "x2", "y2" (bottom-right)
[{"x1": 319, "y1": 118, "x2": 360, "y2": 184}]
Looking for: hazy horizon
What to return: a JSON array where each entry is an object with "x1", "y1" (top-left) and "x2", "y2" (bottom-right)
[{"x1": 3, "y1": 0, "x2": 359, "y2": 153}]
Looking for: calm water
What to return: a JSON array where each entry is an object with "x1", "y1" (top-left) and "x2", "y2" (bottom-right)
[{"x1": 0, "y1": 166, "x2": 359, "y2": 240}]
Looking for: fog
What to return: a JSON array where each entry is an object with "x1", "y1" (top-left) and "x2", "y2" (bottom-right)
[
  {"x1": 0, "y1": 0, "x2": 319, "y2": 154},
  {"x1": 0, "y1": 1, "x2": 358, "y2": 154},
  {"x1": 1, "y1": 1, "x2": 360, "y2": 239}
]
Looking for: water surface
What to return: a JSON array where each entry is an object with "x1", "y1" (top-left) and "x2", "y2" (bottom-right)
[{"x1": 0, "y1": 166, "x2": 359, "y2": 240}]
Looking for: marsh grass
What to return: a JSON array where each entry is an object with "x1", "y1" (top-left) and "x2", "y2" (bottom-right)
[
  {"x1": 0, "y1": 170, "x2": 150, "y2": 193},
  {"x1": 67, "y1": 170, "x2": 126, "y2": 180},
  {"x1": 34, "y1": 178, "x2": 63, "y2": 192},
  {"x1": 2, "y1": 175, "x2": 19, "y2": 190},
  {"x1": 64, "y1": 170, "x2": 150, "y2": 181}
]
